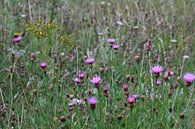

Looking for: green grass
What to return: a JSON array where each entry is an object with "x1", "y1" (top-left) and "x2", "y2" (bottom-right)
[{"x1": 0, "y1": 0, "x2": 195, "y2": 128}]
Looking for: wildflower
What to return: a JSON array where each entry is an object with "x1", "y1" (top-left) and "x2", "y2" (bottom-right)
[
  {"x1": 30, "y1": 53, "x2": 36, "y2": 61},
  {"x1": 164, "y1": 70, "x2": 174, "y2": 80},
  {"x1": 90, "y1": 76, "x2": 101, "y2": 87},
  {"x1": 122, "y1": 84, "x2": 128, "y2": 92},
  {"x1": 151, "y1": 65, "x2": 163, "y2": 76},
  {"x1": 183, "y1": 73, "x2": 195, "y2": 86},
  {"x1": 13, "y1": 32, "x2": 23, "y2": 44},
  {"x1": 88, "y1": 97, "x2": 97, "y2": 110},
  {"x1": 127, "y1": 95, "x2": 136, "y2": 105},
  {"x1": 77, "y1": 71, "x2": 86, "y2": 80},
  {"x1": 156, "y1": 80, "x2": 162, "y2": 86},
  {"x1": 39, "y1": 62, "x2": 47, "y2": 70},
  {"x1": 107, "y1": 38, "x2": 115, "y2": 45},
  {"x1": 72, "y1": 78, "x2": 82, "y2": 85},
  {"x1": 103, "y1": 86, "x2": 109, "y2": 97},
  {"x1": 84, "y1": 58, "x2": 95, "y2": 65},
  {"x1": 112, "y1": 44, "x2": 120, "y2": 50},
  {"x1": 169, "y1": 70, "x2": 174, "y2": 76}
]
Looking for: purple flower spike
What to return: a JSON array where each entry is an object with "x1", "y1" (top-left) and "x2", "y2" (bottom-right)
[
  {"x1": 151, "y1": 65, "x2": 163, "y2": 76},
  {"x1": 88, "y1": 97, "x2": 97, "y2": 110},
  {"x1": 183, "y1": 73, "x2": 195, "y2": 86},
  {"x1": 39, "y1": 62, "x2": 47, "y2": 70},
  {"x1": 84, "y1": 58, "x2": 95, "y2": 65}
]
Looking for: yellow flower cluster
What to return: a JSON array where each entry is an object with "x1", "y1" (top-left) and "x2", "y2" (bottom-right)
[
  {"x1": 25, "y1": 20, "x2": 59, "y2": 38},
  {"x1": 14, "y1": 32, "x2": 23, "y2": 36},
  {"x1": 60, "y1": 35, "x2": 76, "y2": 51}
]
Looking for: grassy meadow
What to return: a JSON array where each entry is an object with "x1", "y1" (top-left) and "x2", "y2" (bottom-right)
[{"x1": 0, "y1": 0, "x2": 195, "y2": 128}]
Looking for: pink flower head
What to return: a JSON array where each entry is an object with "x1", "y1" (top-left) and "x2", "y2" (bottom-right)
[
  {"x1": 90, "y1": 76, "x2": 101, "y2": 86},
  {"x1": 39, "y1": 62, "x2": 47, "y2": 70},
  {"x1": 88, "y1": 97, "x2": 97, "y2": 110},
  {"x1": 103, "y1": 86, "x2": 109, "y2": 97},
  {"x1": 164, "y1": 72, "x2": 169, "y2": 80},
  {"x1": 164, "y1": 70, "x2": 174, "y2": 80},
  {"x1": 107, "y1": 38, "x2": 115, "y2": 45},
  {"x1": 84, "y1": 58, "x2": 95, "y2": 65},
  {"x1": 72, "y1": 77, "x2": 82, "y2": 85},
  {"x1": 156, "y1": 80, "x2": 162, "y2": 86},
  {"x1": 183, "y1": 73, "x2": 195, "y2": 86},
  {"x1": 112, "y1": 44, "x2": 120, "y2": 50},
  {"x1": 122, "y1": 84, "x2": 128, "y2": 92},
  {"x1": 77, "y1": 71, "x2": 86, "y2": 80},
  {"x1": 127, "y1": 95, "x2": 136, "y2": 105},
  {"x1": 169, "y1": 70, "x2": 174, "y2": 76},
  {"x1": 13, "y1": 36, "x2": 22, "y2": 43},
  {"x1": 151, "y1": 65, "x2": 163, "y2": 76}
]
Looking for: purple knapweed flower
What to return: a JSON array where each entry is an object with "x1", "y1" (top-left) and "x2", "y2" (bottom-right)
[
  {"x1": 103, "y1": 86, "x2": 109, "y2": 97},
  {"x1": 112, "y1": 44, "x2": 120, "y2": 50},
  {"x1": 90, "y1": 76, "x2": 101, "y2": 87},
  {"x1": 107, "y1": 38, "x2": 115, "y2": 45},
  {"x1": 169, "y1": 70, "x2": 174, "y2": 76},
  {"x1": 39, "y1": 62, "x2": 47, "y2": 70},
  {"x1": 77, "y1": 71, "x2": 86, "y2": 80},
  {"x1": 73, "y1": 77, "x2": 82, "y2": 85},
  {"x1": 88, "y1": 97, "x2": 97, "y2": 110},
  {"x1": 151, "y1": 65, "x2": 163, "y2": 76},
  {"x1": 13, "y1": 36, "x2": 22, "y2": 44},
  {"x1": 127, "y1": 95, "x2": 136, "y2": 105},
  {"x1": 156, "y1": 80, "x2": 162, "y2": 86},
  {"x1": 84, "y1": 58, "x2": 95, "y2": 65},
  {"x1": 122, "y1": 84, "x2": 128, "y2": 92},
  {"x1": 183, "y1": 73, "x2": 195, "y2": 86},
  {"x1": 164, "y1": 70, "x2": 174, "y2": 80}
]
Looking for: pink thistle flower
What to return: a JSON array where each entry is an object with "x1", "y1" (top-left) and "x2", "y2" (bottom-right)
[
  {"x1": 13, "y1": 36, "x2": 22, "y2": 44},
  {"x1": 122, "y1": 84, "x2": 128, "y2": 92},
  {"x1": 39, "y1": 62, "x2": 47, "y2": 70},
  {"x1": 169, "y1": 70, "x2": 174, "y2": 76},
  {"x1": 127, "y1": 95, "x2": 136, "y2": 105},
  {"x1": 88, "y1": 97, "x2": 97, "y2": 110},
  {"x1": 103, "y1": 86, "x2": 109, "y2": 97},
  {"x1": 72, "y1": 77, "x2": 82, "y2": 85},
  {"x1": 77, "y1": 71, "x2": 86, "y2": 80},
  {"x1": 90, "y1": 76, "x2": 101, "y2": 87},
  {"x1": 156, "y1": 80, "x2": 162, "y2": 86},
  {"x1": 84, "y1": 58, "x2": 95, "y2": 65},
  {"x1": 112, "y1": 44, "x2": 120, "y2": 50},
  {"x1": 164, "y1": 70, "x2": 174, "y2": 80},
  {"x1": 151, "y1": 65, "x2": 163, "y2": 76},
  {"x1": 183, "y1": 73, "x2": 195, "y2": 86},
  {"x1": 107, "y1": 38, "x2": 115, "y2": 45},
  {"x1": 164, "y1": 72, "x2": 169, "y2": 80}
]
